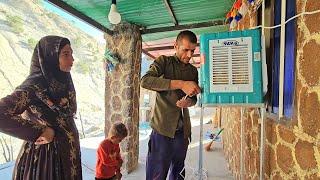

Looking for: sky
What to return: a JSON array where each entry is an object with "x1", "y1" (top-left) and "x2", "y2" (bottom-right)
[{"x1": 42, "y1": 1, "x2": 105, "y2": 43}]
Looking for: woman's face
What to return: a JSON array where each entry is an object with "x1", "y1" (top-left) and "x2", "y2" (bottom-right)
[{"x1": 59, "y1": 44, "x2": 74, "y2": 72}]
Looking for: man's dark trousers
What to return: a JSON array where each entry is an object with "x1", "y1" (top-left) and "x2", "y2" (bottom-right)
[{"x1": 146, "y1": 129, "x2": 189, "y2": 180}]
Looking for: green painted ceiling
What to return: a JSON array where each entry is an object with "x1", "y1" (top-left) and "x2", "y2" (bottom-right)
[{"x1": 51, "y1": 0, "x2": 234, "y2": 42}]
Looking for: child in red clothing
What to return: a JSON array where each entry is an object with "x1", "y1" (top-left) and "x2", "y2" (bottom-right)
[{"x1": 95, "y1": 122, "x2": 128, "y2": 180}]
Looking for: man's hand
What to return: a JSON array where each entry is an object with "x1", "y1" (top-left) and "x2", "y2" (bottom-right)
[
  {"x1": 181, "y1": 81, "x2": 201, "y2": 96},
  {"x1": 170, "y1": 80, "x2": 201, "y2": 96},
  {"x1": 176, "y1": 97, "x2": 193, "y2": 108},
  {"x1": 35, "y1": 127, "x2": 55, "y2": 145}
]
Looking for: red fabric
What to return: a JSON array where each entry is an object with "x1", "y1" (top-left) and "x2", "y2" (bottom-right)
[
  {"x1": 234, "y1": 0, "x2": 242, "y2": 9},
  {"x1": 95, "y1": 139, "x2": 122, "y2": 179}
]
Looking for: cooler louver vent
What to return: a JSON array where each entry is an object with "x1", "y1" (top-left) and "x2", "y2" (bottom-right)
[
  {"x1": 209, "y1": 37, "x2": 253, "y2": 93},
  {"x1": 211, "y1": 47, "x2": 229, "y2": 85},
  {"x1": 231, "y1": 45, "x2": 249, "y2": 85}
]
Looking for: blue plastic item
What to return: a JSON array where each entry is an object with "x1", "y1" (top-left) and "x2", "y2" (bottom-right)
[{"x1": 200, "y1": 29, "x2": 263, "y2": 105}]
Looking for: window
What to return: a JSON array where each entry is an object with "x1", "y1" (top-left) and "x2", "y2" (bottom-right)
[{"x1": 261, "y1": 0, "x2": 296, "y2": 118}]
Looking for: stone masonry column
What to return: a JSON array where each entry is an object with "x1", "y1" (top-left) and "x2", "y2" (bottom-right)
[{"x1": 104, "y1": 23, "x2": 141, "y2": 173}]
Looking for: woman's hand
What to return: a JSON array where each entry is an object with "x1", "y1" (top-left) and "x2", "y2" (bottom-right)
[{"x1": 35, "y1": 127, "x2": 55, "y2": 145}]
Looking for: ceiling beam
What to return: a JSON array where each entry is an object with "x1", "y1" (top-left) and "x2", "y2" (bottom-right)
[
  {"x1": 142, "y1": 50, "x2": 199, "y2": 59},
  {"x1": 46, "y1": 0, "x2": 113, "y2": 35},
  {"x1": 141, "y1": 20, "x2": 225, "y2": 34},
  {"x1": 145, "y1": 45, "x2": 175, "y2": 51},
  {"x1": 142, "y1": 49, "x2": 156, "y2": 59},
  {"x1": 163, "y1": 0, "x2": 178, "y2": 25},
  {"x1": 144, "y1": 43, "x2": 200, "y2": 51}
]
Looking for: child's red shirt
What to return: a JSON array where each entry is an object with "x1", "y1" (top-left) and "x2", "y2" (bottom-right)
[{"x1": 95, "y1": 139, "x2": 122, "y2": 179}]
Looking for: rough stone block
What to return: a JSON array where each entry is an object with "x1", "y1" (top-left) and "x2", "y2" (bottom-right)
[
  {"x1": 295, "y1": 140, "x2": 317, "y2": 170},
  {"x1": 112, "y1": 96, "x2": 122, "y2": 112},
  {"x1": 305, "y1": 0, "x2": 320, "y2": 34},
  {"x1": 301, "y1": 40, "x2": 320, "y2": 87},
  {"x1": 278, "y1": 125, "x2": 296, "y2": 144},
  {"x1": 299, "y1": 88, "x2": 320, "y2": 138},
  {"x1": 276, "y1": 144, "x2": 294, "y2": 174}
]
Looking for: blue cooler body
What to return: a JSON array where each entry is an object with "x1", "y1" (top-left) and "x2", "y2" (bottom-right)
[{"x1": 199, "y1": 29, "x2": 263, "y2": 106}]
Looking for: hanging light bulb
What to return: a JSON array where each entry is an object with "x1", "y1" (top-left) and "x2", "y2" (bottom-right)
[{"x1": 108, "y1": 0, "x2": 121, "y2": 24}]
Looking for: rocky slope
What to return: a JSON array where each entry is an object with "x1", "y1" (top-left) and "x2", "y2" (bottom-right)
[{"x1": 0, "y1": 0, "x2": 106, "y2": 146}]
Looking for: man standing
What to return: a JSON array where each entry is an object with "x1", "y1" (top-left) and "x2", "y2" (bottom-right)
[{"x1": 141, "y1": 30, "x2": 201, "y2": 180}]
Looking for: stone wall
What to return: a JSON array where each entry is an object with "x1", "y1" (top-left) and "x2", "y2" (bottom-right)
[
  {"x1": 104, "y1": 23, "x2": 141, "y2": 173},
  {"x1": 221, "y1": 107, "x2": 261, "y2": 180},
  {"x1": 220, "y1": 0, "x2": 320, "y2": 179}
]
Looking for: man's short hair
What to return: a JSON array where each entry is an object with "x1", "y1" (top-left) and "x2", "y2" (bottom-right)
[
  {"x1": 176, "y1": 30, "x2": 197, "y2": 44},
  {"x1": 109, "y1": 122, "x2": 128, "y2": 138}
]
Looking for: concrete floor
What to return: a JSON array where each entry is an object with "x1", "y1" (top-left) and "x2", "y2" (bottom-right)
[
  {"x1": 0, "y1": 122, "x2": 234, "y2": 180},
  {"x1": 123, "y1": 122, "x2": 234, "y2": 180}
]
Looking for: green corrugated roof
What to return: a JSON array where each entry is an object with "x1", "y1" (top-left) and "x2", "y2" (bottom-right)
[
  {"x1": 143, "y1": 25, "x2": 228, "y2": 41},
  {"x1": 169, "y1": 0, "x2": 232, "y2": 24},
  {"x1": 55, "y1": 0, "x2": 234, "y2": 41}
]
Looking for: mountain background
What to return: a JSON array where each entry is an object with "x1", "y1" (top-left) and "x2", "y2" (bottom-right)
[{"x1": 0, "y1": 0, "x2": 108, "y2": 163}]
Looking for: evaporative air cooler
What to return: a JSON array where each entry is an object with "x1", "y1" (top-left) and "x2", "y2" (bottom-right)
[
  {"x1": 199, "y1": 29, "x2": 265, "y2": 106},
  {"x1": 198, "y1": 29, "x2": 267, "y2": 180}
]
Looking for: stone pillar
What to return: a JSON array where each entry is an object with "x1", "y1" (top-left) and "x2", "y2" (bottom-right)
[{"x1": 104, "y1": 23, "x2": 141, "y2": 173}]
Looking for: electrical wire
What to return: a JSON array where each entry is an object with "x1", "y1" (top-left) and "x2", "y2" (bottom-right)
[
  {"x1": 82, "y1": 162, "x2": 95, "y2": 174},
  {"x1": 179, "y1": 138, "x2": 208, "y2": 180},
  {"x1": 251, "y1": 9, "x2": 320, "y2": 30},
  {"x1": 0, "y1": 163, "x2": 14, "y2": 171},
  {"x1": 178, "y1": 95, "x2": 208, "y2": 180}
]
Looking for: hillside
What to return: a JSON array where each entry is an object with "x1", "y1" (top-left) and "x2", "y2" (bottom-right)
[{"x1": 0, "y1": 0, "x2": 107, "y2": 163}]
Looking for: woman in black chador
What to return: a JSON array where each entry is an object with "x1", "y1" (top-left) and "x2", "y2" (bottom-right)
[{"x1": 0, "y1": 36, "x2": 82, "y2": 179}]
